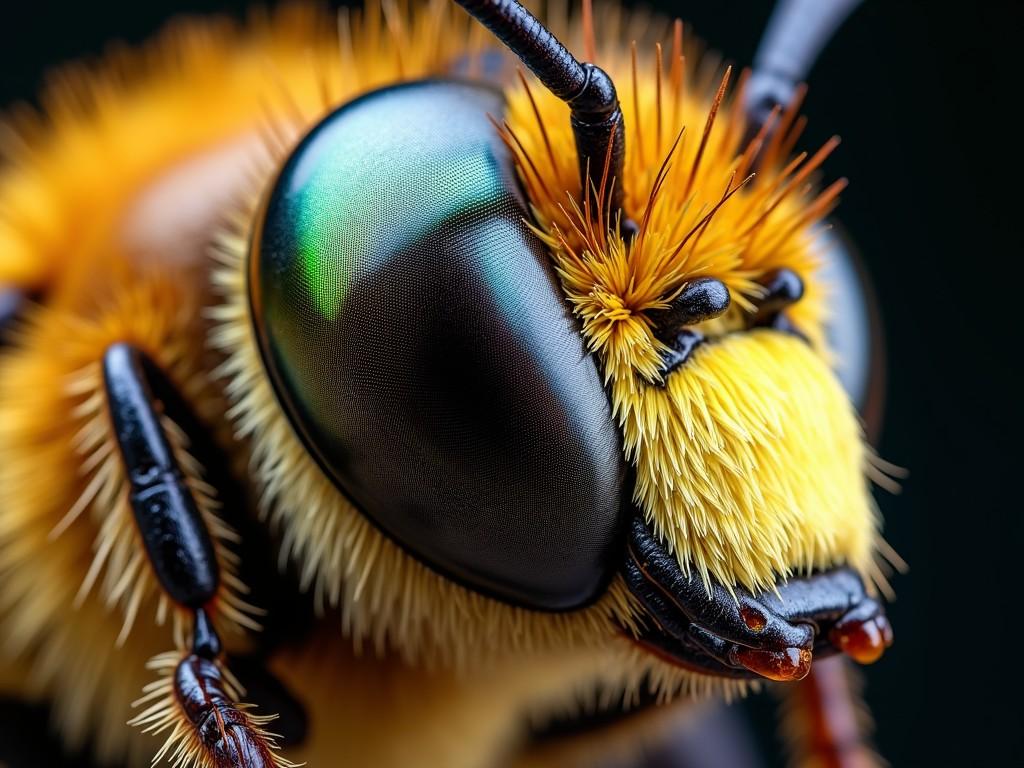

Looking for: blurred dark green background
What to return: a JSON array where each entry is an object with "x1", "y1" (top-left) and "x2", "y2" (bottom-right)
[{"x1": 0, "y1": 1, "x2": 1020, "y2": 766}]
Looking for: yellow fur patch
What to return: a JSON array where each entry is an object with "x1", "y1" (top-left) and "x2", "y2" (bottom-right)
[
  {"x1": 0, "y1": 2, "x2": 479, "y2": 290},
  {"x1": 630, "y1": 332, "x2": 875, "y2": 591},
  {"x1": 0, "y1": 267, "x2": 257, "y2": 765},
  {"x1": 500, "y1": 15, "x2": 881, "y2": 592}
]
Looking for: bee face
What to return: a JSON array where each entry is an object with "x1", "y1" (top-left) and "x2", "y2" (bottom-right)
[
  {"x1": 0, "y1": 1, "x2": 900, "y2": 764},
  {"x1": 250, "y1": 80, "x2": 626, "y2": 609},
  {"x1": 215, "y1": 0, "x2": 893, "y2": 680}
]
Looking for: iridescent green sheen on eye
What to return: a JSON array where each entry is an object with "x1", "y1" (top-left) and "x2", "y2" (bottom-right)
[
  {"x1": 247, "y1": 80, "x2": 624, "y2": 610},
  {"x1": 275, "y1": 107, "x2": 504, "y2": 321}
]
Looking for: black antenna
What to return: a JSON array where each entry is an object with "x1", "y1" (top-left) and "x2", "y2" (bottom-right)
[
  {"x1": 454, "y1": 0, "x2": 627, "y2": 224},
  {"x1": 746, "y1": 0, "x2": 863, "y2": 135}
]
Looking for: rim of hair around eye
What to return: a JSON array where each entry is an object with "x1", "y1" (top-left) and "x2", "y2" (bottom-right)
[
  {"x1": 212, "y1": 201, "x2": 753, "y2": 710},
  {"x1": 210, "y1": 189, "x2": 666, "y2": 671}
]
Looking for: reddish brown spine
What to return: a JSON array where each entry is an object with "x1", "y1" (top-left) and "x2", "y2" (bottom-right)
[{"x1": 174, "y1": 654, "x2": 276, "y2": 768}]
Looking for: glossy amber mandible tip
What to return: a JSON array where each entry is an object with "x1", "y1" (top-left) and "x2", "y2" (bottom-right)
[
  {"x1": 732, "y1": 646, "x2": 813, "y2": 682},
  {"x1": 830, "y1": 615, "x2": 894, "y2": 665}
]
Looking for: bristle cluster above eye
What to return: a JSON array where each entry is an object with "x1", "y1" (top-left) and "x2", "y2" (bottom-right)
[{"x1": 501, "y1": 30, "x2": 850, "y2": 370}]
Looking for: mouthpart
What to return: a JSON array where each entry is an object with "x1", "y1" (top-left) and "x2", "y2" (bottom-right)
[{"x1": 621, "y1": 515, "x2": 892, "y2": 681}]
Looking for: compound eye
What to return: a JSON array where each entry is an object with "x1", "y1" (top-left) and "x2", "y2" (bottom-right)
[{"x1": 249, "y1": 81, "x2": 626, "y2": 610}]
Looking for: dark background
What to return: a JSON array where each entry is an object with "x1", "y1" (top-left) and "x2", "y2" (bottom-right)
[{"x1": 0, "y1": 1, "x2": 1020, "y2": 766}]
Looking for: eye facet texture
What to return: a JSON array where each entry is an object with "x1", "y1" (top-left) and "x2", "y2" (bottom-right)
[{"x1": 251, "y1": 80, "x2": 625, "y2": 610}]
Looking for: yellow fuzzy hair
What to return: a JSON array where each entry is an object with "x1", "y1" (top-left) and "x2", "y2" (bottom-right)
[
  {"x1": 0, "y1": 0, "x2": 891, "y2": 764},
  {"x1": 0, "y1": 265, "x2": 257, "y2": 764},
  {"x1": 499, "y1": 19, "x2": 883, "y2": 594},
  {"x1": 0, "y1": 270, "x2": 247, "y2": 644},
  {"x1": 0, "y1": 13, "x2": 355, "y2": 759},
  {"x1": 0, "y1": 4, "x2": 742, "y2": 765}
]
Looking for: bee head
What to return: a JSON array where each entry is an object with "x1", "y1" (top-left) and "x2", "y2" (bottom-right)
[{"x1": 214, "y1": 0, "x2": 893, "y2": 689}]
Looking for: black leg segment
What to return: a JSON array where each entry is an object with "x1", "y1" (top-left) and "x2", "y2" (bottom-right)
[
  {"x1": 107, "y1": 345, "x2": 293, "y2": 766},
  {"x1": 102, "y1": 342, "x2": 219, "y2": 610}
]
